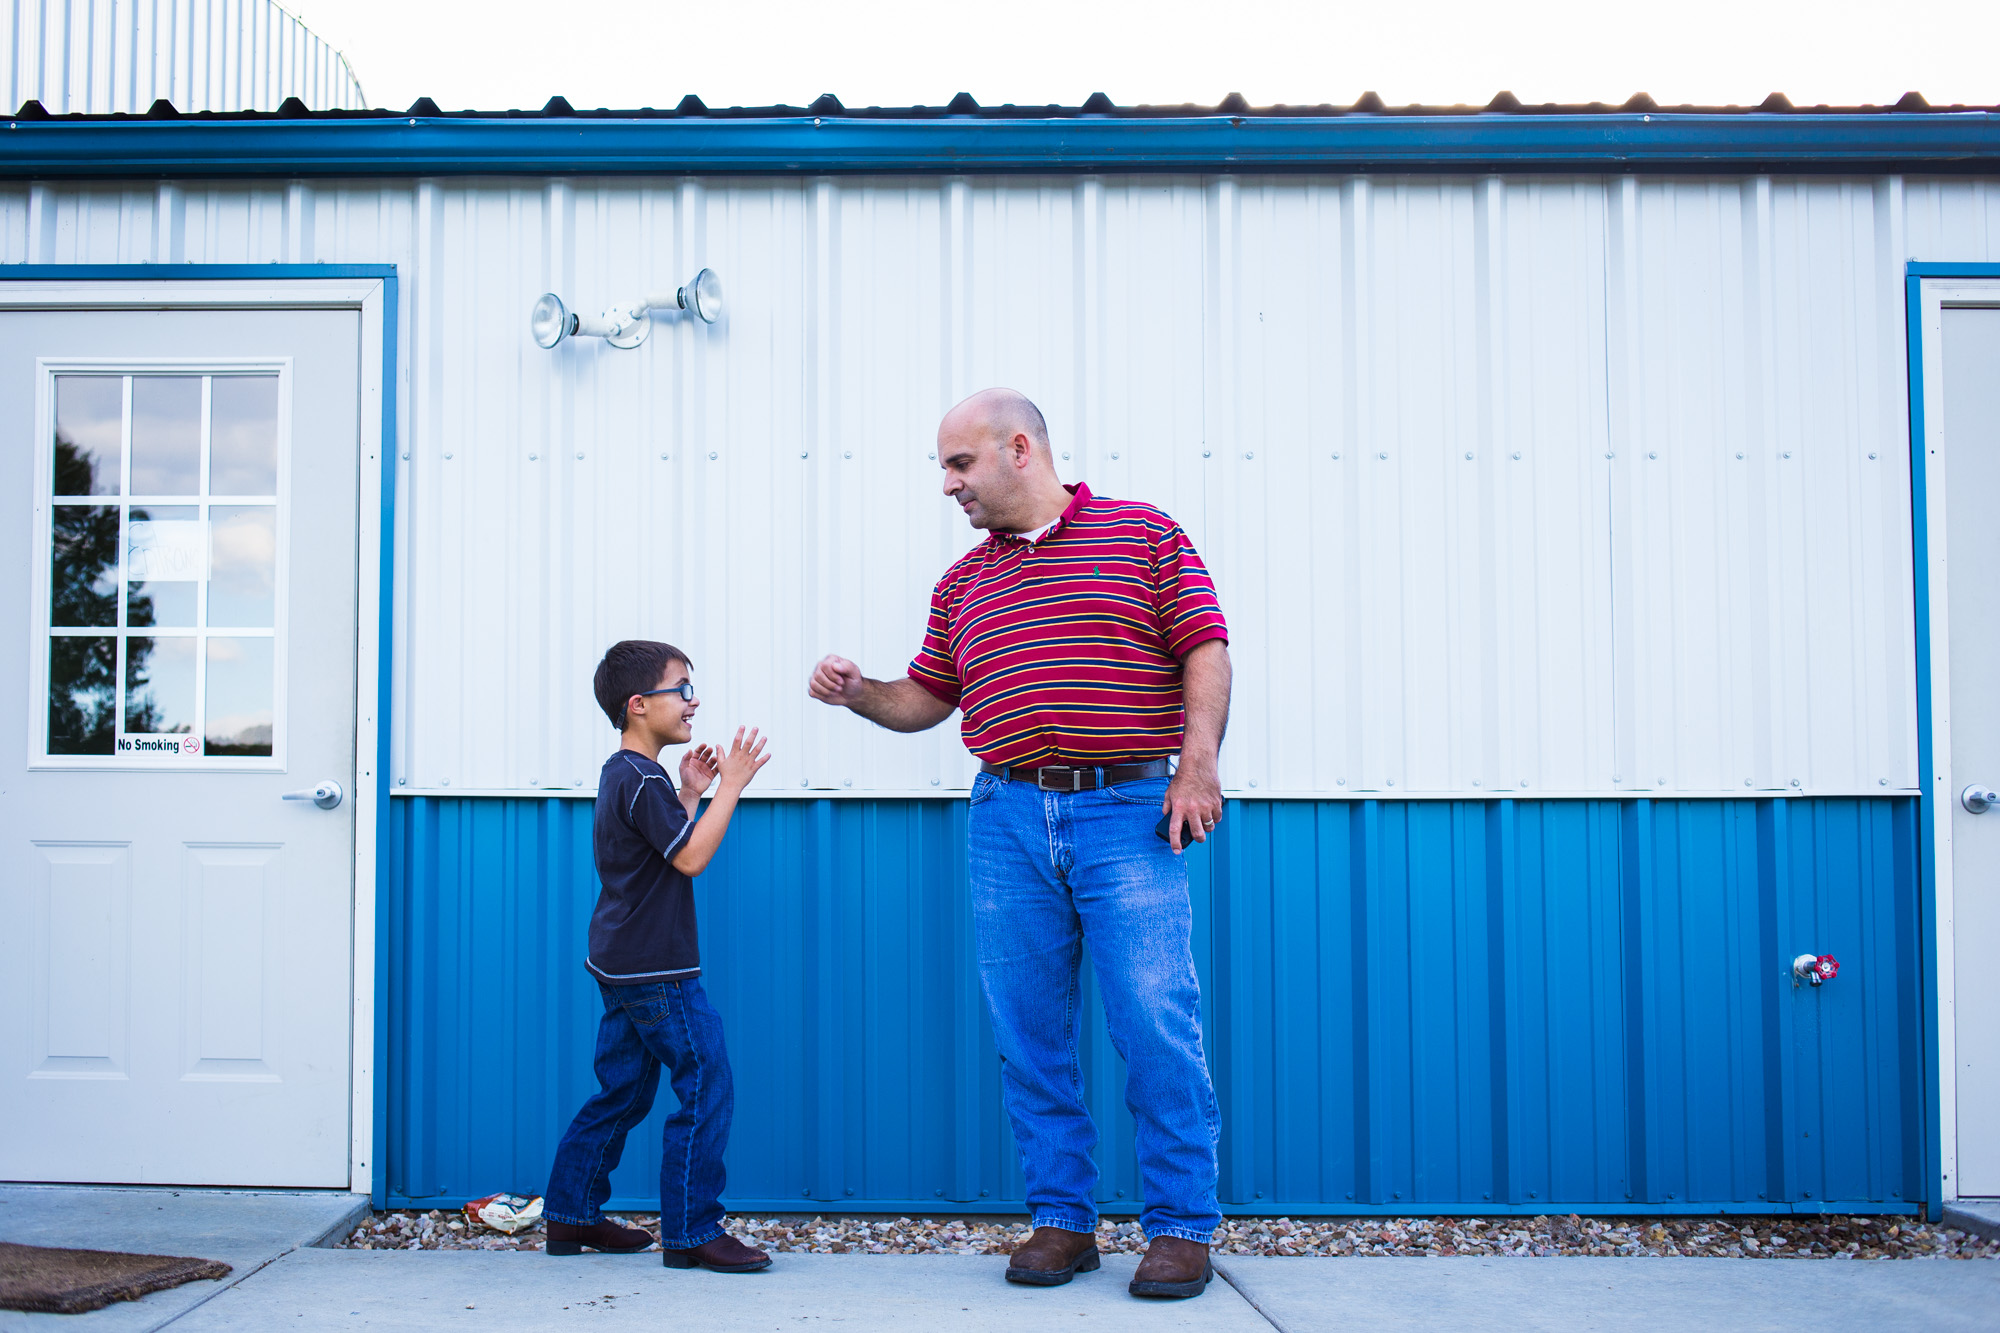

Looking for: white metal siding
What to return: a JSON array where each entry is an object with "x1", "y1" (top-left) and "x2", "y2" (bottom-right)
[
  {"x1": 7, "y1": 173, "x2": 1994, "y2": 797},
  {"x1": 5, "y1": 0, "x2": 364, "y2": 114}
]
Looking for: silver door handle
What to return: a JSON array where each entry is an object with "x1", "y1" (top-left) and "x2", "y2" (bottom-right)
[
  {"x1": 1965, "y1": 785, "x2": 1999, "y2": 815},
  {"x1": 282, "y1": 780, "x2": 345, "y2": 810}
]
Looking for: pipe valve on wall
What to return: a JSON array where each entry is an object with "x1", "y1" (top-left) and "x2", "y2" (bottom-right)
[
  {"x1": 1792, "y1": 953, "x2": 1840, "y2": 987},
  {"x1": 1962, "y1": 784, "x2": 1998, "y2": 814}
]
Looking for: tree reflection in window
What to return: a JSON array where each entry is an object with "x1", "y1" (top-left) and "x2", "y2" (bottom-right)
[{"x1": 48, "y1": 433, "x2": 125, "y2": 753}]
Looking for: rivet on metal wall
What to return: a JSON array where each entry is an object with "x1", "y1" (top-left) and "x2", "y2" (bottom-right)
[
  {"x1": 1062, "y1": 452, "x2": 1070, "y2": 460},
  {"x1": 928, "y1": 452, "x2": 936, "y2": 460},
  {"x1": 930, "y1": 778, "x2": 939, "y2": 786},
  {"x1": 1378, "y1": 452, "x2": 1388, "y2": 460},
  {"x1": 1203, "y1": 450, "x2": 1211, "y2": 458},
  {"x1": 1512, "y1": 451, "x2": 1522, "y2": 460},
  {"x1": 1736, "y1": 452, "x2": 1744, "y2": 459},
  {"x1": 1783, "y1": 451, "x2": 1793, "y2": 459},
  {"x1": 660, "y1": 453, "x2": 669, "y2": 460},
  {"x1": 1519, "y1": 779, "x2": 1528, "y2": 787},
  {"x1": 1337, "y1": 778, "x2": 1345, "y2": 785},
  {"x1": 1472, "y1": 779, "x2": 1480, "y2": 786},
  {"x1": 1464, "y1": 452, "x2": 1473, "y2": 460},
  {"x1": 1386, "y1": 778, "x2": 1394, "y2": 787},
  {"x1": 440, "y1": 778, "x2": 449, "y2": 786},
  {"x1": 400, "y1": 451, "x2": 409, "y2": 459},
  {"x1": 1648, "y1": 451, "x2": 1658, "y2": 460},
  {"x1": 1248, "y1": 779, "x2": 1257, "y2": 787},
  {"x1": 843, "y1": 778, "x2": 852, "y2": 787},
  {"x1": 1605, "y1": 452, "x2": 1615, "y2": 459},
  {"x1": 709, "y1": 451, "x2": 718, "y2": 460},
  {"x1": 1868, "y1": 452, "x2": 1878, "y2": 460},
  {"x1": 1879, "y1": 777, "x2": 1888, "y2": 785},
  {"x1": 1790, "y1": 778, "x2": 1800, "y2": 787},
  {"x1": 575, "y1": 452, "x2": 584, "y2": 460},
  {"x1": 443, "y1": 452, "x2": 452, "y2": 459},
  {"x1": 1331, "y1": 452, "x2": 1341, "y2": 460},
  {"x1": 528, "y1": 452, "x2": 538, "y2": 460},
  {"x1": 1111, "y1": 452, "x2": 1120, "y2": 460},
  {"x1": 844, "y1": 451, "x2": 852, "y2": 459},
  {"x1": 1245, "y1": 451, "x2": 1255, "y2": 460},
  {"x1": 801, "y1": 452, "x2": 809, "y2": 459}
]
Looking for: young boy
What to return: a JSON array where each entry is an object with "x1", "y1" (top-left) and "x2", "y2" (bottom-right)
[{"x1": 543, "y1": 639, "x2": 773, "y2": 1271}]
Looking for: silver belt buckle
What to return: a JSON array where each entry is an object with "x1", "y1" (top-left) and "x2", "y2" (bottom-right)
[{"x1": 1038, "y1": 766, "x2": 1082, "y2": 792}]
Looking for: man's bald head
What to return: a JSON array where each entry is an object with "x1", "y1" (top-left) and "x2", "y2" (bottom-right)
[
  {"x1": 941, "y1": 387, "x2": 1051, "y2": 456},
  {"x1": 935, "y1": 387, "x2": 1070, "y2": 533}
]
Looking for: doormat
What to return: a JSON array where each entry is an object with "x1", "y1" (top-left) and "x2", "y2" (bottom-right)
[{"x1": 0, "y1": 1241, "x2": 232, "y2": 1314}]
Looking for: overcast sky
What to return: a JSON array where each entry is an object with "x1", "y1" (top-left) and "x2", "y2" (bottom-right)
[{"x1": 292, "y1": 0, "x2": 1996, "y2": 114}]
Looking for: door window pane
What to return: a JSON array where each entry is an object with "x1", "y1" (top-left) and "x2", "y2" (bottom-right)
[
  {"x1": 54, "y1": 376, "x2": 123, "y2": 496},
  {"x1": 130, "y1": 376, "x2": 203, "y2": 497},
  {"x1": 49, "y1": 636, "x2": 117, "y2": 754},
  {"x1": 125, "y1": 635, "x2": 197, "y2": 736},
  {"x1": 207, "y1": 506, "x2": 277, "y2": 628},
  {"x1": 210, "y1": 377, "x2": 279, "y2": 495},
  {"x1": 205, "y1": 638, "x2": 273, "y2": 756},
  {"x1": 51, "y1": 505, "x2": 121, "y2": 628},
  {"x1": 127, "y1": 505, "x2": 201, "y2": 627}
]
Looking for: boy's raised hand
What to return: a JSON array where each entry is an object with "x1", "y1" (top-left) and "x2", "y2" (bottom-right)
[
  {"x1": 717, "y1": 726, "x2": 772, "y2": 792},
  {"x1": 679, "y1": 742, "x2": 721, "y2": 795}
]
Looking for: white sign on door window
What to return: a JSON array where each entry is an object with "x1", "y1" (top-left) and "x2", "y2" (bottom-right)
[{"x1": 35, "y1": 368, "x2": 288, "y2": 768}]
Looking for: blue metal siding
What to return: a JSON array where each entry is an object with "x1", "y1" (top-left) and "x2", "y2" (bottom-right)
[{"x1": 383, "y1": 796, "x2": 1923, "y2": 1214}]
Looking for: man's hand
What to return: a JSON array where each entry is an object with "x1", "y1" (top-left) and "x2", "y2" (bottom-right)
[
  {"x1": 808, "y1": 654, "x2": 869, "y2": 708},
  {"x1": 1161, "y1": 761, "x2": 1224, "y2": 854},
  {"x1": 806, "y1": 655, "x2": 957, "y2": 733},
  {"x1": 678, "y1": 742, "x2": 720, "y2": 797},
  {"x1": 716, "y1": 726, "x2": 773, "y2": 793}
]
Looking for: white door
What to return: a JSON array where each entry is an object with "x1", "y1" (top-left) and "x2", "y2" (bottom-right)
[
  {"x1": 1944, "y1": 303, "x2": 2000, "y2": 1198},
  {"x1": 0, "y1": 306, "x2": 360, "y2": 1187}
]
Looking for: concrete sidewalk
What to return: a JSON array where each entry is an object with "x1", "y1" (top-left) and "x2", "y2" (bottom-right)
[
  {"x1": 0, "y1": 1185, "x2": 367, "y2": 1332},
  {"x1": 1219, "y1": 1254, "x2": 2000, "y2": 1333},
  {"x1": 5, "y1": 1189, "x2": 1999, "y2": 1332}
]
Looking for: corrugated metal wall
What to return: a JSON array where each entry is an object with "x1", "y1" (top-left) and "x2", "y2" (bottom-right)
[
  {"x1": 5, "y1": 0, "x2": 364, "y2": 114},
  {"x1": 6, "y1": 175, "x2": 1997, "y2": 797},
  {"x1": 383, "y1": 795, "x2": 1923, "y2": 1214}
]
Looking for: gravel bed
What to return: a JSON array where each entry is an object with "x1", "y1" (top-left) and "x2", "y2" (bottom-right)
[{"x1": 336, "y1": 1210, "x2": 2000, "y2": 1259}]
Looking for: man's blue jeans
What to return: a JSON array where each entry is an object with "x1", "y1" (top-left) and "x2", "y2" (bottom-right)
[
  {"x1": 544, "y1": 977, "x2": 732, "y2": 1249},
  {"x1": 968, "y1": 770, "x2": 1222, "y2": 1244}
]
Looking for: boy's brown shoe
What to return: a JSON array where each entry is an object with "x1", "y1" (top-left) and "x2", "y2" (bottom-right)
[
  {"x1": 544, "y1": 1217, "x2": 656, "y2": 1255},
  {"x1": 1128, "y1": 1236, "x2": 1212, "y2": 1298},
  {"x1": 1004, "y1": 1227, "x2": 1102, "y2": 1285},
  {"x1": 662, "y1": 1234, "x2": 772, "y2": 1272}
]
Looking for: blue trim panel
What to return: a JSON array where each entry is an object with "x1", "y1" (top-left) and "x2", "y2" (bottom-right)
[
  {"x1": 2, "y1": 263, "x2": 401, "y2": 1204},
  {"x1": 5, "y1": 113, "x2": 2000, "y2": 179},
  {"x1": 384, "y1": 795, "x2": 1925, "y2": 1216}
]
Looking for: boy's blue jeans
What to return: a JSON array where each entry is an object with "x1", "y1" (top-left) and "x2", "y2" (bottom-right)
[
  {"x1": 967, "y1": 770, "x2": 1222, "y2": 1244},
  {"x1": 544, "y1": 977, "x2": 732, "y2": 1249}
]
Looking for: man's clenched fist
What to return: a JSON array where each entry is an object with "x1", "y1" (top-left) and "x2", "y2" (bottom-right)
[{"x1": 808, "y1": 654, "x2": 867, "y2": 707}]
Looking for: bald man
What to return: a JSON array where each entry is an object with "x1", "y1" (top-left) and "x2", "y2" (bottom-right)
[{"x1": 810, "y1": 389, "x2": 1231, "y2": 1300}]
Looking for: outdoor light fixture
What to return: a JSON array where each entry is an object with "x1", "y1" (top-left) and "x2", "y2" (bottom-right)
[{"x1": 531, "y1": 268, "x2": 724, "y2": 350}]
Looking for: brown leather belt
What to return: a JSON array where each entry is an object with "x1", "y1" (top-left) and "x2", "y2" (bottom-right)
[{"x1": 978, "y1": 758, "x2": 1171, "y2": 792}]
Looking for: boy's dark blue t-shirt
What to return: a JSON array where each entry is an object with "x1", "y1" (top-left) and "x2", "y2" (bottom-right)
[{"x1": 587, "y1": 750, "x2": 700, "y2": 983}]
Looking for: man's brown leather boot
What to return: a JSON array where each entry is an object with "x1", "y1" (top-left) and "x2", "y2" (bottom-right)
[
  {"x1": 1128, "y1": 1235, "x2": 1212, "y2": 1298},
  {"x1": 661, "y1": 1233, "x2": 772, "y2": 1272},
  {"x1": 1004, "y1": 1226, "x2": 1102, "y2": 1285},
  {"x1": 544, "y1": 1217, "x2": 656, "y2": 1255}
]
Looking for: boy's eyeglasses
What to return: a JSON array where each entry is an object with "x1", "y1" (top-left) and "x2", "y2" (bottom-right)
[{"x1": 637, "y1": 681, "x2": 696, "y2": 703}]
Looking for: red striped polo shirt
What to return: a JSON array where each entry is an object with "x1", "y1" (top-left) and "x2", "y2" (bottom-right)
[{"x1": 907, "y1": 483, "x2": 1229, "y2": 766}]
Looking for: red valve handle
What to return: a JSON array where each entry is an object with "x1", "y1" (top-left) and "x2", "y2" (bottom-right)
[{"x1": 1814, "y1": 955, "x2": 1840, "y2": 982}]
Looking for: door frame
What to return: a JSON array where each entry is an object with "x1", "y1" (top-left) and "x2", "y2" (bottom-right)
[
  {"x1": 1, "y1": 265, "x2": 398, "y2": 1199},
  {"x1": 1907, "y1": 262, "x2": 2000, "y2": 1214}
]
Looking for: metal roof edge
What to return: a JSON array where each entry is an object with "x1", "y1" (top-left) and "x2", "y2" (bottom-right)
[{"x1": 5, "y1": 111, "x2": 2000, "y2": 179}]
